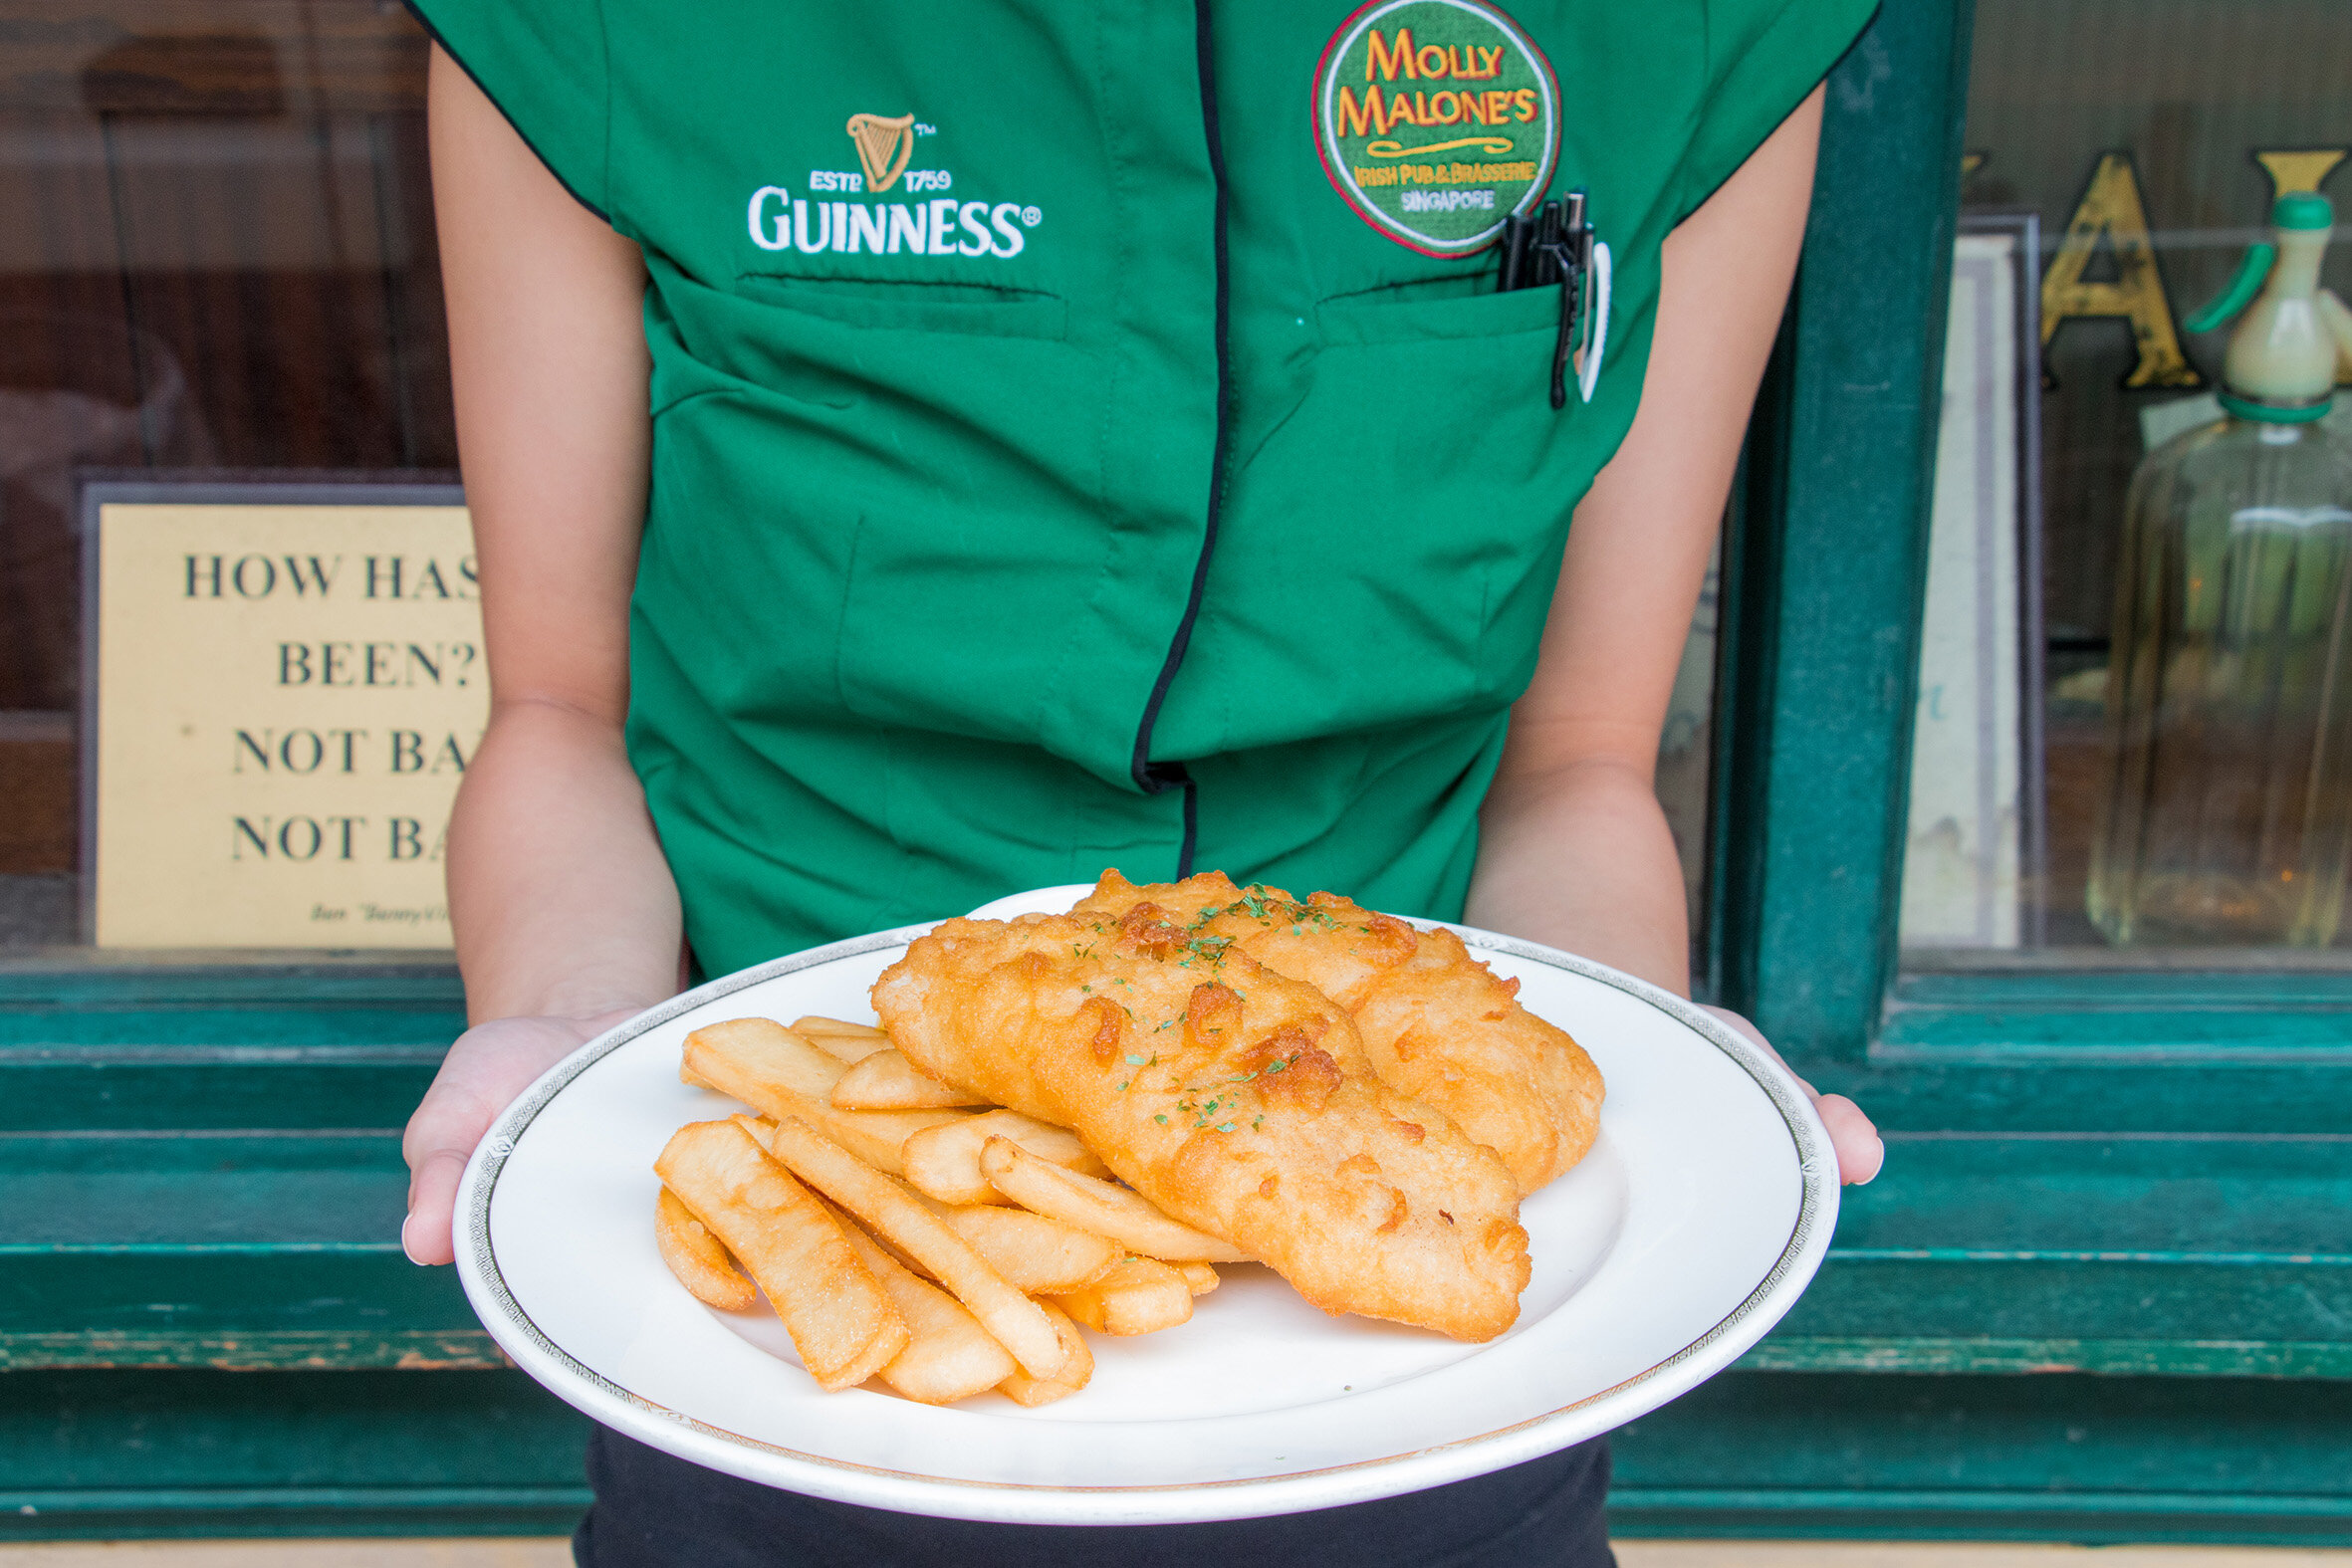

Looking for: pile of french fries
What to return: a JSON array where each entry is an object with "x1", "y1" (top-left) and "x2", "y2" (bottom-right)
[{"x1": 654, "y1": 1014, "x2": 1248, "y2": 1407}]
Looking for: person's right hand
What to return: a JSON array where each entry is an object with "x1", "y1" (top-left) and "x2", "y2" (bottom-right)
[{"x1": 401, "y1": 1009, "x2": 639, "y2": 1265}]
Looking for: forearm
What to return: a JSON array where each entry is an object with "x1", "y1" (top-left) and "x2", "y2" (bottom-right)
[
  {"x1": 1466, "y1": 755, "x2": 1690, "y2": 995},
  {"x1": 447, "y1": 700, "x2": 682, "y2": 1023}
]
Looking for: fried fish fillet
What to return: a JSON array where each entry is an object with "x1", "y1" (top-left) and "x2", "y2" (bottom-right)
[
  {"x1": 1075, "y1": 871, "x2": 1604, "y2": 1193},
  {"x1": 871, "y1": 905, "x2": 1529, "y2": 1342}
]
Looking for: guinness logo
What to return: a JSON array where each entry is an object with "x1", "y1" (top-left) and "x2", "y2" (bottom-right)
[{"x1": 846, "y1": 112, "x2": 916, "y2": 194}]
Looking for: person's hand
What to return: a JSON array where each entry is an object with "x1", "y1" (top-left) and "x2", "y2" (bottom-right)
[
  {"x1": 401, "y1": 1009, "x2": 640, "y2": 1264},
  {"x1": 1701, "y1": 1005, "x2": 1884, "y2": 1185}
]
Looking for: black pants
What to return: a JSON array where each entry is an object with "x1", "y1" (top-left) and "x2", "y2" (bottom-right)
[{"x1": 575, "y1": 1426, "x2": 1615, "y2": 1568}]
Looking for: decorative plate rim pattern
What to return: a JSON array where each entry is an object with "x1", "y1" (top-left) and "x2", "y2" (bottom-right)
[{"x1": 456, "y1": 913, "x2": 1835, "y2": 1520}]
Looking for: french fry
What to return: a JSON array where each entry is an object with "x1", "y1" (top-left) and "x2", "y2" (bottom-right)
[
  {"x1": 685, "y1": 1017, "x2": 965, "y2": 1174},
  {"x1": 684, "y1": 1017, "x2": 845, "y2": 1101},
  {"x1": 792, "y1": 1016, "x2": 894, "y2": 1063},
  {"x1": 764, "y1": 1116, "x2": 1073, "y2": 1382},
  {"x1": 794, "y1": 1014, "x2": 888, "y2": 1039},
  {"x1": 831, "y1": 1048, "x2": 992, "y2": 1111},
  {"x1": 901, "y1": 1108, "x2": 1110, "y2": 1206},
  {"x1": 979, "y1": 1137, "x2": 1251, "y2": 1262},
  {"x1": 654, "y1": 1120, "x2": 907, "y2": 1392},
  {"x1": 1048, "y1": 1254, "x2": 1195, "y2": 1336},
  {"x1": 747, "y1": 1120, "x2": 1115, "y2": 1294},
  {"x1": 997, "y1": 1298, "x2": 1093, "y2": 1408},
  {"x1": 916, "y1": 1198, "x2": 1122, "y2": 1294},
  {"x1": 1175, "y1": 1260, "x2": 1220, "y2": 1296},
  {"x1": 830, "y1": 1208, "x2": 1018, "y2": 1405},
  {"x1": 655, "y1": 1185, "x2": 756, "y2": 1311}
]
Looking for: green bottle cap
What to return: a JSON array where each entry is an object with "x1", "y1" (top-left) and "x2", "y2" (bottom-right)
[{"x1": 2274, "y1": 192, "x2": 2334, "y2": 230}]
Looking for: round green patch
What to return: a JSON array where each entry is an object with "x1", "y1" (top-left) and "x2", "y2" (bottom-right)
[{"x1": 1313, "y1": 0, "x2": 1560, "y2": 258}]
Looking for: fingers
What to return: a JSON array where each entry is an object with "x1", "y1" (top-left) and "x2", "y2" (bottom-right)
[
  {"x1": 1702, "y1": 1005, "x2": 1882, "y2": 1185},
  {"x1": 399, "y1": 1012, "x2": 627, "y2": 1265},
  {"x1": 400, "y1": 1070, "x2": 512, "y2": 1265},
  {"x1": 1814, "y1": 1093, "x2": 1884, "y2": 1185},
  {"x1": 401, "y1": 1145, "x2": 472, "y2": 1265}
]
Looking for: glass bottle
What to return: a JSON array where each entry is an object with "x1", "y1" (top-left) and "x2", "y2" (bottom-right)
[{"x1": 2088, "y1": 194, "x2": 2352, "y2": 946}]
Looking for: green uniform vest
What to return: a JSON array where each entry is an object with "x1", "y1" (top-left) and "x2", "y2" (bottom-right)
[{"x1": 411, "y1": 0, "x2": 1872, "y2": 975}]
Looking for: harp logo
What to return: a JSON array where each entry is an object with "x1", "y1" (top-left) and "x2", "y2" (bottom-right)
[{"x1": 847, "y1": 112, "x2": 915, "y2": 193}]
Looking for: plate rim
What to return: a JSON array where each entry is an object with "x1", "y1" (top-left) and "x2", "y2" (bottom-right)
[{"x1": 455, "y1": 914, "x2": 1837, "y2": 1522}]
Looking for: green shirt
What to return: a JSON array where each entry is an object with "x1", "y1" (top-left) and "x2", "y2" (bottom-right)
[{"x1": 410, "y1": 0, "x2": 1873, "y2": 974}]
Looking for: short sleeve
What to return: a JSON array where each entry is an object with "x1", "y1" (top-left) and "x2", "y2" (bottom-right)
[
  {"x1": 1674, "y1": 0, "x2": 1878, "y2": 222},
  {"x1": 403, "y1": 0, "x2": 611, "y2": 221}
]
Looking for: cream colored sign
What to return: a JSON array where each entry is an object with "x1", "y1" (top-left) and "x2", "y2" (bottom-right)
[{"x1": 93, "y1": 503, "x2": 483, "y2": 949}]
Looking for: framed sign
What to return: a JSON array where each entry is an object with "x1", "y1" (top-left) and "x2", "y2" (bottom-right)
[
  {"x1": 80, "y1": 480, "x2": 481, "y2": 950},
  {"x1": 1898, "y1": 213, "x2": 2049, "y2": 950}
]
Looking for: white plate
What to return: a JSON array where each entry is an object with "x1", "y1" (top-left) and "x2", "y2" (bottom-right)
[{"x1": 456, "y1": 887, "x2": 1836, "y2": 1526}]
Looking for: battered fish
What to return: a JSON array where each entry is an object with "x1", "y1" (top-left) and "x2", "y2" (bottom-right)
[
  {"x1": 872, "y1": 905, "x2": 1530, "y2": 1342},
  {"x1": 1076, "y1": 871, "x2": 1604, "y2": 1193}
]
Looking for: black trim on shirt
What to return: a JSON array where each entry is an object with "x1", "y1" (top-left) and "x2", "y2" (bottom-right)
[{"x1": 1128, "y1": 0, "x2": 1235, "y2": 877}]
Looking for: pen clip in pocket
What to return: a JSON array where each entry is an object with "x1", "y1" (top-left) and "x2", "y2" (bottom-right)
[{"x1": 1498, "y1": 192, "x2": 1607, "y2": 409}]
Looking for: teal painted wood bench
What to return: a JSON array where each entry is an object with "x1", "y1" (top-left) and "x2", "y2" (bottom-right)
[
  {"x1": 10, "y1": 2, "x2": 2352, "y2": 1548},
  {"x1": 3, "y1": 963, "x2": 2347, "y2": 1544}
]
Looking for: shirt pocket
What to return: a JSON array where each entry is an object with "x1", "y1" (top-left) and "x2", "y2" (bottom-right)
[
  {"x1": 734, "y1": 274, "x2": 1068, "y2": 340},
  {"x1": 1313, "y1": 273, "x2": 1561, "y2": 345}
]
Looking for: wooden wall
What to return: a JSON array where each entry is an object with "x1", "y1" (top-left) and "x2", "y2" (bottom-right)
[{"x1": 0, "y1": 1, "x2": 452, "y2": 878}]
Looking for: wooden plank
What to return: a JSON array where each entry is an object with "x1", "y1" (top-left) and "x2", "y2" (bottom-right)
[
  {"x1": 0, "y1": 1329, "x2": 504, "y2": 1371},
  {"x1": 1741, "y1": 1337, "x2": 2352, "y2": 1380},
  {"x1": 1612, "y1": 1369, "x2": 2352, "y2": 1547},
  {"x1": 370, "y1": 110, "x2": 456, "y2": 468},
  {"x1": 0, "y1": 1366, "x2": 590, "y2": 1540},
  {"x1": 0, "y1": 107, "x2": 141, "y2": 720},
  {"x1": 1808, "y1": 1056, "x2": 2352, "y2": 1136},
  {"x1": 0, "y1": 2, "x2": 428, "y2": 115},
  {"x1": 0, "y1": 1051, "x2": 441, "y2": 1133},
  {"x1": 0, "y1": 714, "x2": 74, "y2": 874},
  {"x1": 108, "y1": 113, "x2": 404, "y2": 469}
]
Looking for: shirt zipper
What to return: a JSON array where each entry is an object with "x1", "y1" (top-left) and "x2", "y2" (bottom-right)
[{"x1": 1126, "y1": 0, "x2": 1234, "y2": 880}]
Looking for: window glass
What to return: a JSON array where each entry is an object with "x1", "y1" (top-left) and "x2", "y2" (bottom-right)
[
  {"x1": 1900, "y1": 0, "x2": 2352, "y2": 966},
  {"x1": 0, "y1": 1, "x2": 449, "y2": 955},
  {"x1": 0, "y1": 4, "x2": 1723, "y2": 963}
]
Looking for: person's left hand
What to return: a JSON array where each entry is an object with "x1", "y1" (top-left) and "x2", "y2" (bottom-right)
[{"x1": 1701, "y1": 1006, "x2": 1883, "y2": 1185}]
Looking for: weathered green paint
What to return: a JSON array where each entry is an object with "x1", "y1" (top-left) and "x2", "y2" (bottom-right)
[
  {"x1": 0, "y1": 1330, "x2": 504, "y2": 1372},
  {"x1": 1885, "y1": 969, "x2": 2352, "y2": 1049},
  {"x1": 1895, "y1": 971, "x2": 2352, "y2": 1008},
  {"x1": 1, "y1": 0, "x2": 2347, "y2": 1548},
  {"x1": 0, "y1": 1369, "x2": 588, "y2": 1541},
  {"x1": 1809, "y1": 1055, "x2": 2352, "y2": 1135},
  {"x1": 1611, "y1": 1370, "x2": 2352, "y2": 1545},
  {"x1": 0, "y1": 1050, "x2": 440, "y2": 1133},
  {"x1": 0, "y1": 961, "x2": 462, "y2": 1008},
  {"x1": 0, "y1": 1131, "x2": 477, "y2": 1350},
  {"x1": 1739, "y1": 1337, "x2": 2352, "y2": 1378},
  {"x1": 0, "y1": 963, "x2": 464, "y2": 1049},
  {"x1": 1715, "y1": 0, "x2": 1974, "y2": 1062}
]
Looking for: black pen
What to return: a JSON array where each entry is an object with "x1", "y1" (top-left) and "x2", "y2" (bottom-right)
[{"x1": 1495, "y1": 191, "x2": 1594, "y2": 409}]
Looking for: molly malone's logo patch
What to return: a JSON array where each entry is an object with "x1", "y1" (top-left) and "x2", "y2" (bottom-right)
[
  {"x1": 847, "y1": 112, "x2": 915, "y2": 193},
  {"x1": 1313, "y1": 0, "x2": 1559, "y2": 257}
]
